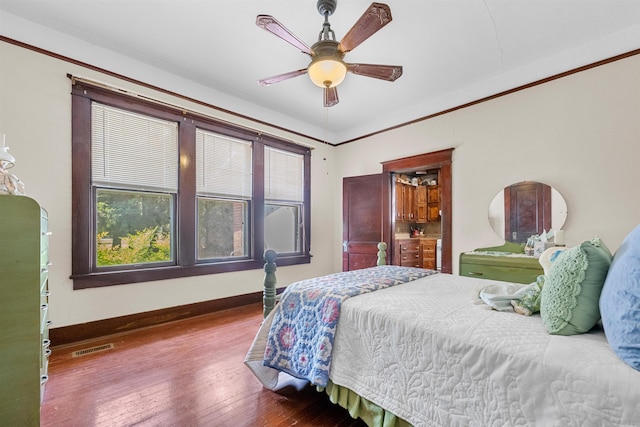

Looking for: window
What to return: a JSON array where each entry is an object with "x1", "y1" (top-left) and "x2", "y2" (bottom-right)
[
  {"x1": 92, "y1": 103, "x2": 178, "y2": 268},
  {"x1": 264, "y1": 146, "x2": 305, "y2": 255},
  {"x1": 195, "y1": 129, "x2": 252, "y2": 261},
  {"x1": 71, "y1": 80, "x2": 311, "y2": 288},
  {"x1": 96, "y1": 189, "x2": 174, "y2": 267}
]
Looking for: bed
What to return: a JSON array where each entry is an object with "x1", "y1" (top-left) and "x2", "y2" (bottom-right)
[{"x1": 245, "y1": 226, "x2": 640, "y2": 426}]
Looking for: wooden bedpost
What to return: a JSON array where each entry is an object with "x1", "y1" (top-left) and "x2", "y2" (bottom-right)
[
  {"x1": 263, "y1": 249, "x2": 277, "y2": 318},
  {"x1": 377, "y1": 242, "x2": 387, "y2": 266}
]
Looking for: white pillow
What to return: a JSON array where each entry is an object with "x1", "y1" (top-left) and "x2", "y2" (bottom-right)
[{"x1": 538, "y1": 246, "x2": 568, "y2": 275}]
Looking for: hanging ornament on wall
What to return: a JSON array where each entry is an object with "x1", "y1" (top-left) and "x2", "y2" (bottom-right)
[{"x1": 0, "y1": 134, "x2": 26, "y2": 195}]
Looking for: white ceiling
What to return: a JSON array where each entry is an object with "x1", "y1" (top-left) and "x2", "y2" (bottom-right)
[{"x1": 1, "y1": 0, "x2": 640, "y2": 144}]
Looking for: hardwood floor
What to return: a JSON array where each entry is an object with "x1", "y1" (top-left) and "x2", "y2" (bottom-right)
[{"x1": 41, "y1": 303, "x2": 368, "y2": 427}]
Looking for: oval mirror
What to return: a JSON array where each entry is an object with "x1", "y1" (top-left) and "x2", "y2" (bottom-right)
[{"x1": 488, "y1": 181, "x2": 568, "y2": 243}]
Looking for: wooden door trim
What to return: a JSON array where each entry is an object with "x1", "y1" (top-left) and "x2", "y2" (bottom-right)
[{"x1": 381, "y1": 148, "x2": 454, "y2": 274}]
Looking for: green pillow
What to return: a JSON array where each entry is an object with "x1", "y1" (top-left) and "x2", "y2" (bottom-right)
[{"x1": 540, "y1": 237, "x2": 612, "y2": 335}]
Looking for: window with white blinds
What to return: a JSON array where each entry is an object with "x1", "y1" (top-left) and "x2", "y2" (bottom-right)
[
  {"x1": 72, "y1": 80, "x2": 310, "y2": 288},
  {"x1": 91, "y1": 102, "x2": 179, "y2": 192},
  {"x1": 264, "y1": 146, "x2": 304, "y2": 254},
  {"x1": 264, "y1": 146, "x2": 304, "y2": 202},
  {"x1": 195, "y1": 128, "x2": 252, "y2": 198}
]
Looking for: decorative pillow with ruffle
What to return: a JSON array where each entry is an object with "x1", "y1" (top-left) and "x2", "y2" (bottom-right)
[{"x1": 540, "y1": 237, "x2": 612, "y2": 335}]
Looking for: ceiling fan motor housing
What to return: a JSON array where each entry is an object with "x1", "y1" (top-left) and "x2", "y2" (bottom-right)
[{"x1": 317, "y1": 0, "x2": 337, "y2": 17}]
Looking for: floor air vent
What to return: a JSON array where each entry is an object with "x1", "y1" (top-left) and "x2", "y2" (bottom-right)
[{"x1": 72, "y1": 343, "x2": 115, "y2": 357}]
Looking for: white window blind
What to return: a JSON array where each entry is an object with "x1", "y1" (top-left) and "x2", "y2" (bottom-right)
[
  {"x1": 264, "y1": 146, "x2": 304, "y2": 202},
  {"x1": 91, "y1": 102, "x2": 179, "y2": 192},
  {"x1": 196, "y1": 128, "x2": 252, "y2": 198}
]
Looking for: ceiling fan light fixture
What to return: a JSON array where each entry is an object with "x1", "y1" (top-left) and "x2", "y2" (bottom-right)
[
  {"x1": 308, "y1": 40, "x2": 347, "y2": 88},
  {"x1": 308, "y1": 56, "x2": 347, "y2": 88}
]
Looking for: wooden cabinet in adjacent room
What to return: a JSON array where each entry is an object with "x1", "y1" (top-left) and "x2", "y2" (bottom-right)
[
  {"x1": 0, "y1": 196, "x2": 51, "y2": 426},
  {"x1": 396, "y1": 181, "x2": 439, "y2": 224},
  {"x1": 394, "y1": 238, "x2": 437, "y2": 269},
  {"x1": 394, "y1": 182, "x2": 404, "y2": 221},
  {"x1": 415, "y1": 185, "x2": 427, "y2": 223},
  {"x1": 395, "y1": 182, "x2": 416, "y2": 222},
  {"x1": 427, "y1": 185, "x2": 441, "y2": 222},
  {"x1": 421, "y1": 239, "x2": 437, "y2": 270},
  {"x1": 395, "y1": 238, "x2": 421, "y2": 267}
]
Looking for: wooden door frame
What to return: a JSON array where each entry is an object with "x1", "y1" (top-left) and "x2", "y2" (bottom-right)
[{"x1": 381, "y1": 148, "x2": 453, "y2": 274}]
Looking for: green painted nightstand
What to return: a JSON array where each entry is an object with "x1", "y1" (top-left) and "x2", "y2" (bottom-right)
[{"x1": 459, "y1": 242, "x2": 544, "y2": 284}]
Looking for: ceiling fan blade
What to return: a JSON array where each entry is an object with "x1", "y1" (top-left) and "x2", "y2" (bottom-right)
[
  {"x1": 324, "y1": 87, "x2": 339, "y2": 107},
  {"x1": 256, "y1": 15, "x2": 312, "y2": 55},
  {"x1": 347, "y1": 63, "x2": 403, "y2": 81},
  {"x1": 338, "y1": 3, "x2": 392, "y2": 53},
  {"x1": 257, "y1": 69, "x2": 308, "y2": 87}
]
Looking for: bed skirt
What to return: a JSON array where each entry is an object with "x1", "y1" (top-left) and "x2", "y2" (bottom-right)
[{"x1": 321, "y1": 380, "x2": 412, "y2": 427}]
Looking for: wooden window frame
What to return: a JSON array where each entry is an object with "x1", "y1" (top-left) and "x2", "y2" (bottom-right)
[{"x1": 70, "y1": 81, "x2": 311, "y2": 289}]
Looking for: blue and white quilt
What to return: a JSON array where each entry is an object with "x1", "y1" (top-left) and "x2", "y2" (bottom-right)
[{"x1": 262, "y1": 265, "x2": 437, "y2": 387}]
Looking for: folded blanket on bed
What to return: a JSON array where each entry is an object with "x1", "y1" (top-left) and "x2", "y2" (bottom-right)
[
  {"x1": 476, "y1": 282, "x2": 530, "y2": 311},
  {"x1": 263, "y1": 265, "x2": 437, "y2": 387},
  {"x1": 475, "y1": 275, "x2": 545, "y2": 315}
]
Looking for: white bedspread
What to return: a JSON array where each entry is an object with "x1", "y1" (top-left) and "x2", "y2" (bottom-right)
[{"x1": 246, "y1": 273, "x2": 640, "y2": 426}]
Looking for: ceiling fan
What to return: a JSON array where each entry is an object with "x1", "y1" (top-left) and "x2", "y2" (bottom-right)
[{"x1": 256, "y1": 1, "x2": 403, "y2": 107}]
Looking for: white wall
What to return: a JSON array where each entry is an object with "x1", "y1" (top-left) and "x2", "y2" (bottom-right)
[
  {"x1": 2, "y1": 40, "x2": 639, "y2": 329},
  {"x1": 0, "y1": 41, "x2": 339, "y2": 328},
  {"x1": 334, "y1": 54, "x2": 640, "y2": 272}
]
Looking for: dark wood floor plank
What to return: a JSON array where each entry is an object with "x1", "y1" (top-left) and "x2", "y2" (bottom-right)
[{"x1": 41, "y1": 303, "x2": 368, "y2": 427}]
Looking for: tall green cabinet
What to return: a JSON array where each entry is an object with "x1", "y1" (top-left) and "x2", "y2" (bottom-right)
[{"x1": 0, "y1": 196, "x2": 51, "y2": 425}]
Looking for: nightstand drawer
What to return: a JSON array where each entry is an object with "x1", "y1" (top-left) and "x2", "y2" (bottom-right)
[
  {"x1": 459, "y1": 252, "x2": 544, "y2": 284},
  {"x1": 399, "y1": 241, "x2": 421, "y2": 252},
  {"x1": 460, "y1": 260, "x2": 542, "y2": 284}
]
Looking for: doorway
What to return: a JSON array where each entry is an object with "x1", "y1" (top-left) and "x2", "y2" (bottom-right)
[{"x1": 382, "y1": 148, "x2": 453, "y2": 273}]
